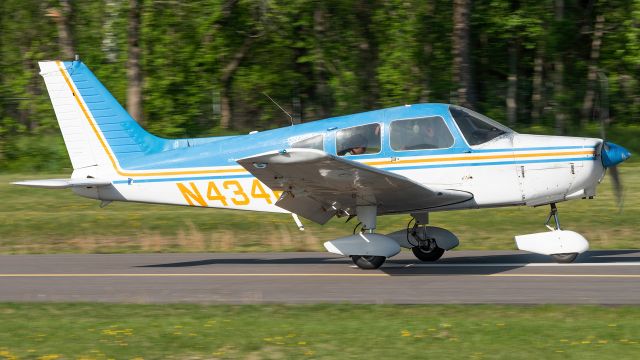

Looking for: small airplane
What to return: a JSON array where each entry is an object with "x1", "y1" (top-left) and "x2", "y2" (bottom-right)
[{"x1": 14, "y1": 60, "x2": 631, "y2": 269}]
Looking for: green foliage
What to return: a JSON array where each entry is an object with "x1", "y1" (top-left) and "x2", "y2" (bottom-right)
[{"x1": 1, "y1": 0, "x2": 639, "y2": 169}]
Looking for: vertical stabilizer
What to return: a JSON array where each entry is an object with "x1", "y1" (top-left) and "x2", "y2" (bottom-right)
[
  {"x1": 38, "y1": 60, "x2": 163, "y2": 174},
  {"x1": 39, "y1": 61, "x2": 106, "y2": 170}
]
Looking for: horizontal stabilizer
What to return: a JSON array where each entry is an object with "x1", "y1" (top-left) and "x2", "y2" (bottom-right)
[{"x1": 12, "y1": 178, "x2": 111, "y2": 189}]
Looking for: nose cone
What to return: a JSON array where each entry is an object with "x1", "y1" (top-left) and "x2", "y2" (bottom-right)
[{"x1": 601, "y1": 141, "x2": 631, "y2": 168}]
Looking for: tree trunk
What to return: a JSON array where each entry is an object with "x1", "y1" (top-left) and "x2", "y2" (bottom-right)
[
  {"x1": 553, "y1": 0, "x2": 565, "y2": 135},
  {"x1": 506, "y1": 40, "x2": 518, "y2": 127},
  {"x1": 581, "y1": 14, "x2": 605, "y2": 126},
  {"x1": 313, "y1": 6, "x2": 331, "y2": 119},
  {"x1": 127, "y1": 0, "x2": 143, "y2": 124},
  {"x1": 356, "y1": 0, "x2": 379, "y2": 109},
  {"x1": 46, "y1": 0, "x2": 75, "y2": 59},
  {"x1": 219, "y1": 37, "x2": 254, "y2": 129},
  {"x1": 531, "y1": 42, "x2": 545, "y2": 123},
  {"x1": 102, "y1": 0, "x2": 120, "y2": 63},
  {"x1": 452, "y1": 0, "x2": 474, "y2": 109}
]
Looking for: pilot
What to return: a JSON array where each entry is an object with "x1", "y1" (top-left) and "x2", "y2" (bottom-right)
[{"x1": 340, "y1": 134, "x2": 368, "y2": 155}]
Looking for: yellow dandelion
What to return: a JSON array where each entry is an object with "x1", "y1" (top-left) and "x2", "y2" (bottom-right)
[
  {"x1": 38, "y1": 355, "x2": 61, "y2": 360},
  {"x1": 298, "y1": 341, "x2": 307, "y2": 345},
  {"x1": 401, "y1": 330, "x2": 412, "y2": 337}
]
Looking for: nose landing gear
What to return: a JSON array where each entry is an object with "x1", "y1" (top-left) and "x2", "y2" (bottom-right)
[
  {"x1": 545, "y1": 203, "x2": 579, "y2": 263},
  {"x1": 514, "y1": 203, "x2": 588, "y2": 263}
]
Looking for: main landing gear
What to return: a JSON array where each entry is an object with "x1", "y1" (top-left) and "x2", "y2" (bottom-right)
[
  {"x1": 323, "y1": 209, "x2": 459, "y2": 270},
  {"x1": 407, "y1": 215, "x2": 445, "y2": 262},
  {"x1": 322, "y1": 205, "x2": 400, "y2": 270}
]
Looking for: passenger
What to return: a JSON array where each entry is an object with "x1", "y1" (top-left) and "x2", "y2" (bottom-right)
[{"x1": 421, "y1": 123, "x2": 438, "y2": 148}]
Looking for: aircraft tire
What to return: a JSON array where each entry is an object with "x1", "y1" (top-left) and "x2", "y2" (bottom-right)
[
  {"x1": 412, "y1": 245, "x2": 445, "y2": 262},
  {"x1": 551, "y1": 253, "x2": 579, "y2": 263},
  {"x1": 351, "y1": 255, "x2": 386, "y2": 270}
]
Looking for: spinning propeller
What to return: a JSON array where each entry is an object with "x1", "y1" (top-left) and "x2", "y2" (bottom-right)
[
  {"x1": 599, "y1": 141, "x2": 631, "y2": 209},
  {"x1": 596, "y1": 71, "x2": 631, "y2": 210}
]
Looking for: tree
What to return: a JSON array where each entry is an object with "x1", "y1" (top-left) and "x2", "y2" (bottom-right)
[
  {"x1": 452, "y1": 0, "x2": 474, "y2": 109},
  {"x1": 581, "y1": 14, "x2": 605, "y2": 126},
  {"x1": 46, "y1": 0, "x2": 75, "y2": 60},
  {"x1": 552, "y1": 0, "x2": 566, "y2": 134},
  {"x1": 127, "y1": 0, "x2": 143, "y2": 124}
]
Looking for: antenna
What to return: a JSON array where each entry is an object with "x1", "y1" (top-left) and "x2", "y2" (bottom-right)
[{"x1": 262, "y1": 92, "x2": 294, "y2": 126}]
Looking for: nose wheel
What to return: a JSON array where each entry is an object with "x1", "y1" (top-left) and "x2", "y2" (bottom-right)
[
  {"x1": 550, "y1": 253, "x2": 579, "y2": 263},
  {"x1": 545, "y1": 203, "x2": 579, "y2": 263}
]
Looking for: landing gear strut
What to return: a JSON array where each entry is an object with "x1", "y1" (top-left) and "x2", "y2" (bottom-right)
[
  {"x1": 409, "y1": 220, "x2": 445, "y2": 262},
  {"x1": 347, "y1": 206, "x2": 392, "y2": 270},
  {"x1": 408, "y1": 213, "x2": 446, "y2": 262},
  {"x1": 545, "y1": 203, "x2": 579, "y2": 263}
]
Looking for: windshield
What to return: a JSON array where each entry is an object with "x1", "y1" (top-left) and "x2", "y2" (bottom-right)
[{"x1": 449, "y1": 105, "x2": 514, "y2": 146}]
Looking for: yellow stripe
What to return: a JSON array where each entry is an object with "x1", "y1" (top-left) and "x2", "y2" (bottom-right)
[
  {"x1": 364, "y1": 150, "x2": 595, "y2": 166},
  {"x1": 56, "y1": 62, "x2": 595, "y2": 178},
  {"x1": 0, "y1": 273, "x2": 636, "y2": 278},
  {"x1": 0, "y1": 273, "x2": 388, "y2": 277},
  {"x1": 487, "y1": 274, "x2": 640, "y2": 278}
]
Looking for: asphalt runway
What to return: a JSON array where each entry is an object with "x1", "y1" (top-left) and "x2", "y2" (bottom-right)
[{"x1": 0, "y1": 250, "x2": 638, "y2": 304}]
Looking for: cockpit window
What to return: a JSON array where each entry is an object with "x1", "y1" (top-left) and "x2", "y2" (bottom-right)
[
  {"x1": 450, "y1": 105, "x2": 514, "y2": 146},
  {"x1": 291, "y1": 134, "x2": 324, "y2": 150},
  {"x1": 336, "y1": 123, "x2": 381, "y2": 156},
  {"x1": 390, "y1": 116, "x2": 454, "y2": 151}
]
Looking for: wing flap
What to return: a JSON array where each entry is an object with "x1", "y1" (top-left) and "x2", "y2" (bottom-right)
[{"x1": 237, "y1": 149, "x2": 473, "y2": 224}]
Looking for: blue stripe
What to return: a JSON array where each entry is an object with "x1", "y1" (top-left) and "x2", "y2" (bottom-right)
[
  {"x1": 112, "y1": 156, "x2": 595, "y2": 184},
  {"x1": 113, "y1": 174, "x2": 255, "y2": 184}
]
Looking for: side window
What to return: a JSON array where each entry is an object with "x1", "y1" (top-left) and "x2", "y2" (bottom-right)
[
  {"x1": 290, "y1": 134, "x2": 324, "y2": 150},
  {"x1": 336, "y1": 123, "x2": 381, "y2": 156},
  {"x1": 390, "y1": 116, "x2": 454, "y2": 151}
]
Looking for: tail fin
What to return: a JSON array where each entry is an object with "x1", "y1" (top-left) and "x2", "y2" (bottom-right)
[{"x1": 39, "y1": 60, "x2": 163, "y2": 174}]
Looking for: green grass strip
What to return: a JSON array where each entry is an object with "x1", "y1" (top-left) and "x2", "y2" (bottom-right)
[
  {"x1": 0, "y1": 303, "x2": 638, "y2": 359},
  {"x1": 1, "y1": 163, "x2": 638, "y2": 254}
]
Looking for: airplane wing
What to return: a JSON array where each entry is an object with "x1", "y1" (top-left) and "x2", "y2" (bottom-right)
[
  {"x1": 237, "y1": 149, "x2": 473, "y2": 224},
  {"x1": 12, "y1": 178, "x2": 111, "y2": 189}
]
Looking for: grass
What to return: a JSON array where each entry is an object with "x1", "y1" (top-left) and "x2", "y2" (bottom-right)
[
  {"x1": 0, "y1": 303, "x2": 638, "y2": 359},
  {"x1": 0, "y1": 163, "x2": 638, "y2": 254}
]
